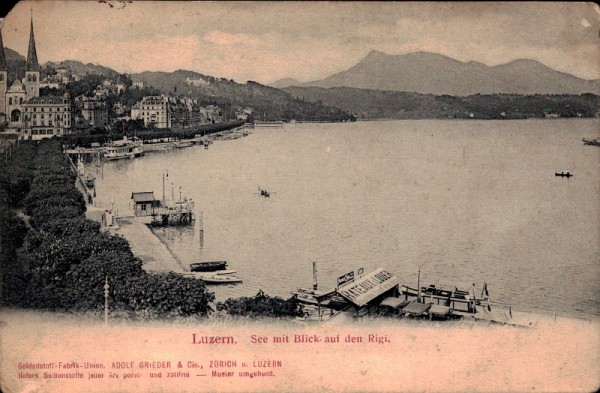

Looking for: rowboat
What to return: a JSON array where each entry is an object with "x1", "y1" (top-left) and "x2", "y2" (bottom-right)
[
  {"x1": 193, "y1": 274, "x2": 242, "y2": 284},
  {"x1": 555, "y1": 171, "x2": 572, "y2": 178},
  {"x1": 183, "y1": 270, "x2": 238, "y2": 276},
  {"x1": 190, "y1": 261, "x2": 227, "y2": 272}
]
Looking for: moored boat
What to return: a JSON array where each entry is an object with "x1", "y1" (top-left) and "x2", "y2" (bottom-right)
[
  {"x1": 400, "y1": 279, "x2": 491, "y2": 314},
  {"x1": 103, "y1": 137, "x2": 144, "y2": 160},
  {"x1": 173, "y1": 140, "x2": 194, "y2": 148},
  {"x1": 191, "y1": 273, "x2": 242, "y2": 284},
  {"x1": 190, "y1": 261, "x2": 228, "y2": 272}
]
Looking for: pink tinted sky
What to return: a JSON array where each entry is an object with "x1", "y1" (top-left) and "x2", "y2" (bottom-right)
[{"x1": 1, "y1": 1, "x2": 599, "y2": 83}]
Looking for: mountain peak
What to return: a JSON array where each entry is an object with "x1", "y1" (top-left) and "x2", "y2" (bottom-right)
[{"x1": 300, "y1": 51, "x2": 600, "y2": 95}]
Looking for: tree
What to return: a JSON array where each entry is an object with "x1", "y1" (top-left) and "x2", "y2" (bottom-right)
[{"x1": 216, "y1": 290, "x2": 304, "y2": 318}]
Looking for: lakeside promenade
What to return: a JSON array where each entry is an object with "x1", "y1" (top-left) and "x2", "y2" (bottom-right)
[{"x1": 115, "y1": 217, "x2": 187, "y2": 273}]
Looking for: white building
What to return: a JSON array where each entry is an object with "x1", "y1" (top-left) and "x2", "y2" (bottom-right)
[
  {"x1": 21, "y1": 94, "x2": 74, "y2": 140},
  {"x1": 131, "y1": 95, "x2": 171, "y2": 128}
]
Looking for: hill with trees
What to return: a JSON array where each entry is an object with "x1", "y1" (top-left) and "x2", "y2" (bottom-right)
[
  {"x1": 131, "y1": 70, "x2": 352, "y2": 122},
  {"x1": 284, "y1": 86, "x2": 600, "y2": 119}
]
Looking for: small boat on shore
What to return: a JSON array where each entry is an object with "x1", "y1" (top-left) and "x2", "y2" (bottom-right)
[
  {"x1": 555, "y1": 171, "x2": 573, "y2": 178},
  {"x1": 190, "y1": 261, "x2": 228, "y2": 272}
]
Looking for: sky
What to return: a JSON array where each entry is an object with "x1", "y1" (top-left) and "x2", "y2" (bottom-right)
[{"x1": 1, "y1": 1, "x2": 599, "y2": 84}]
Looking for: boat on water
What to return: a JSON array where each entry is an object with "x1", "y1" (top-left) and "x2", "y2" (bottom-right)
[
  {"x1": 103, "y1": 137, "x2": 144, "y2": 160},
  {"x1": 555, "y1": 171, "x2": 573, "y2": 178},
  {"x1": 400, "y1": 279, "x2": 491, "y2": 314},
  {"x1": 173, "y1": 140, "x2": 194, "y2": 149},
  {"x1": 190, "y1": 261, "x2": 228, "y2": 272},
  {"x1": 191, "y1": 273, "x2": 243, "y2": 284},
  {"x1": 182, "y1": 269, "x2": 237, "y2": 276},
  {"x1": 253, "y1": 121, "x2": 284, "y2": 128},
  {"x1": 582, "y1": 138, "x2": 600, "y2": 146},
  {"x1": 258, "y1": 187, "x2": 270, "y2": 197}
]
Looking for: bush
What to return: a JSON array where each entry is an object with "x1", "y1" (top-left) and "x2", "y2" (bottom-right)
[{"x1": 216, "y1": 290, "x2": 304, "y2": 318}]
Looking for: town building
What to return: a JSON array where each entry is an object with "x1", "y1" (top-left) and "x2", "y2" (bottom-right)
[
  {"x1": 80, "y1": 96, "x2": 108, "y2": 129},
  {"x1": 21, "y1": 94, "x2": 74, "y2": 140},
  {"x1": 131, "y1": 95, "x2": 171, "y2": 128},
  {"x1": 131, "y1": 95, "x2": 223, "y2": 129},
  {"x1": 0, "y1": 16, "x2": 73, "y2": 140}
]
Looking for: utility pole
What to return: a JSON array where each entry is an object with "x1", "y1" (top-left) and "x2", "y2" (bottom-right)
[{"x1": 417, "y1": 268, "x2": 422, "y2": 303}]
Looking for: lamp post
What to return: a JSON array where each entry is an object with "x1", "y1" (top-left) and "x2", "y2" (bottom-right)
[
  {"x1": 417, "y1": 268, "x2": 421, "y2": 303},
  {"x1": 104, "y1": 277, "x2": 109, "y2": 325}
]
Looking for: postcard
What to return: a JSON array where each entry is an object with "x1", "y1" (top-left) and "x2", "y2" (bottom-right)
[{"x1": 0, "y1": 2, "x2": 598, "y2": 392}]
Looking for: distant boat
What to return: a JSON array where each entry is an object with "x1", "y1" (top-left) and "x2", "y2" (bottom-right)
[
  {"x1": 173, "y1": 140, "x2": 194, "y2": 148},
  {"x1": 189, "y1": 261, "x2": 228, "y2": 272},
  {"x1": 253, "y1": 121, "x2": 283, "y2": 128},
  {"x1": 258, "y1": 187, "x2": 270, "y2": 197},
  {"x1": 582, "y1": 138, "x2": 600, "y2": 146},
  {"x1": 555, "y1": 171, "x2": 573, "y2": 178}
]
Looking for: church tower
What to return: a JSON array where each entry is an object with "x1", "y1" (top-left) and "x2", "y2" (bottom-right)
[
  {"x1": 24, "y1": 16, "x2": 40, "y2": 100},
  {"x1": 0, "y1": 28, "x2": 8, "y2": 117}
]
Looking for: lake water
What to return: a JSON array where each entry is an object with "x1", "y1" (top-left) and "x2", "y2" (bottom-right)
[{"x1": 93, "y1": 119, "x2": 600, "y2": 318}]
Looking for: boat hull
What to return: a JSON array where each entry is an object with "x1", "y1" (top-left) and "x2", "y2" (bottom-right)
[{"x1": 190, "y1": 261, "x2": 228, "y2": 272}]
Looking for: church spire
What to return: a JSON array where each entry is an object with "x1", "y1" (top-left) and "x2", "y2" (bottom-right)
[
  {"x1": 26, "y1": 14, "x2": 40, "y2": 72},
  {"x1": 0, "y1": 29, "x2": 8, "y2": 71}
]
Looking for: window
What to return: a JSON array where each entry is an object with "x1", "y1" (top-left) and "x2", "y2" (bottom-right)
[
  {"x1": 8, "y1": 97, "x2": 12, "y2": 105},
  {"x1": 47, "y1": 130, "x2": 53, "y2": 135},
  {"x1": 19, "y1": 97, "x2": 23, "y2": 104}
]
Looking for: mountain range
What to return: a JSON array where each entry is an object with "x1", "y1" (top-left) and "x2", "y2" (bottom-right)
[
  {"x1": 273, "y1": 50, "x2": 600, "y2": 96},
  {"x1": 5, "y1": 47, "x2": 598, "y2": 120}
]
